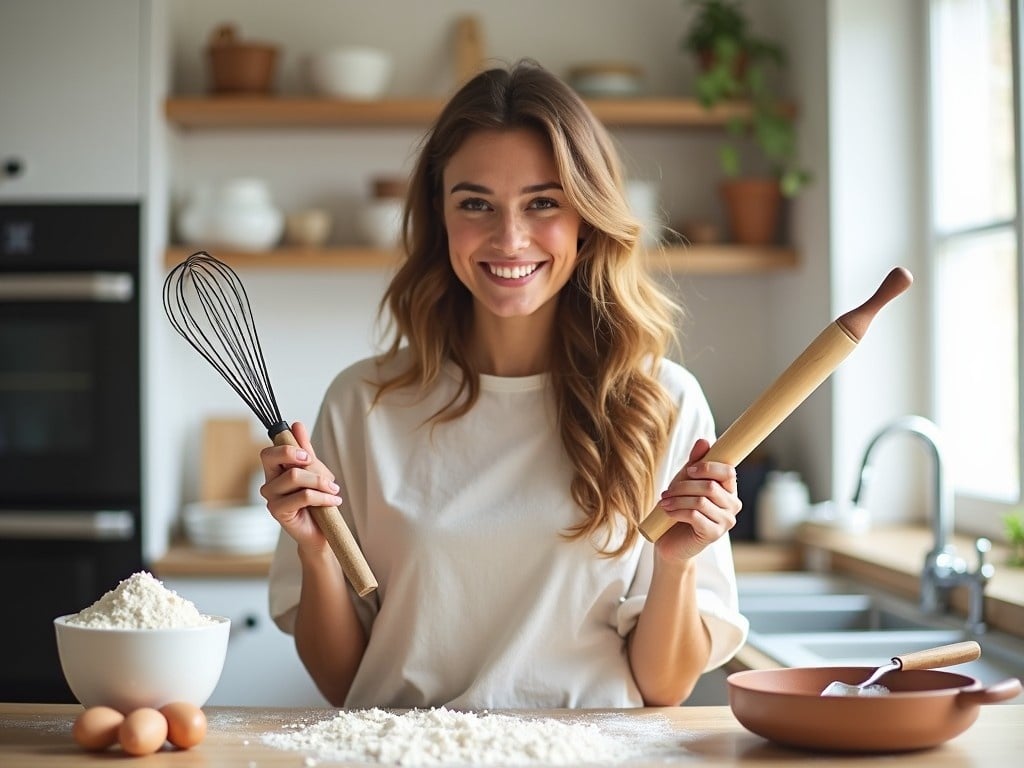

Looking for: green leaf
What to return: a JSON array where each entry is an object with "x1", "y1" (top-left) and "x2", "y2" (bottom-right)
[
  {"x1": 725, "y1": 116, "x2": 746, "y2": 138},
  {"x1": 779, "y1": 169, "x2": 802, "y2": 197},
  {"x1": 719, "y1": 144, "x2": 741, "y2": 176}
]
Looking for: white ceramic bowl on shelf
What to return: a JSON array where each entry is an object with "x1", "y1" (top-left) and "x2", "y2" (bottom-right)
[
  {"x1": 358, "y1": 198, "x2": 404, "y2": 249},
  {"x1": 308, "y1": 47, "x2": 392, "y2": 100},
  {"x1": 567, "y1": 62, "x2": 644, "y2": 97},
  {"x1": 183, "y1": 501, "x2": 280, "y2": 554},
  {"x1": 211, "y1": 178, "x2": 284, "y2": 251},
  {"x1": 54, "y1": 616, "x2": 230, "y2": 713}
]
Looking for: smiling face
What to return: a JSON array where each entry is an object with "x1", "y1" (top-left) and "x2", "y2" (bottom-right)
[{"x1": 442, "y1": 128, "x2": 585, "y2": 332}]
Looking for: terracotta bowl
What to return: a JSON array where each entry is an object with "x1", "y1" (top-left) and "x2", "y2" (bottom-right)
[{"x1": 206, "y1": 24, "x2": 278, "y2": 94}]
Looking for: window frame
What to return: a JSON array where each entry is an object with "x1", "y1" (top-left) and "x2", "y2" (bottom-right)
[{"x1": 927, "y1": 0, "x2": 1024, "y2": 540}]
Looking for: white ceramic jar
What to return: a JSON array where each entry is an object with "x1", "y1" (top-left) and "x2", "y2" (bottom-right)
[
  {"x1": 211, "y1": 178, "x2": 284, "y2": 251},
  {"x1": 756, "y1": 471, "x2": 810, "y2": 542},
  {"x1": 625, "y1": 179, "x2": 664, "y2": 247},
  {"x1": 358, "y1": 199, "x2": 403, "y2": 249},
  {"x1": 176, "y1": 183, "x2": 217, "y2": 245}
]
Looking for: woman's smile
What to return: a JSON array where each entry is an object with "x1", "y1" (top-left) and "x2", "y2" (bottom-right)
[{"x1": 484, "y1": 261, "x2": 544, "y2": 281}]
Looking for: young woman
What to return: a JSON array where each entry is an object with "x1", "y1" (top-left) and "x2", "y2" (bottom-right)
[{"x1": 262, "y1": 60, "x2": 748, "y2": 709}]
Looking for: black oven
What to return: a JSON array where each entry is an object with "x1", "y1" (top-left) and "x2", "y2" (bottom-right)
[{"x1": 0, "y1": 203, "x2": 144, "y2": 701}]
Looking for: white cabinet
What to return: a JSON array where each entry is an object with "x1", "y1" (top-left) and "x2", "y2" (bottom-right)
[
  {"x1": 0, "y1": 0, "x2": 141, "y2": 200},
  {"x1": 163, "y1": 577, "x2": 328, "y2": 707}
]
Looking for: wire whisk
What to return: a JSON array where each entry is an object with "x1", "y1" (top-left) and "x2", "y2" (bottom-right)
[{"x1": 163, "y1": 251, "x2": 377, "y2": 596}]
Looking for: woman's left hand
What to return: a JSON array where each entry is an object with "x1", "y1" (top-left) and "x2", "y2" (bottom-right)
[{"x1": 654, "y1": 438, "x2": 741, "y2": 563}]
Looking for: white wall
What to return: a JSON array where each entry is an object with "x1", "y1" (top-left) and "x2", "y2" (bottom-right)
[
  {"x1": 144, "y1": 0, "x2": 841, "y2": 559},
  {"x1": 828, "y1": 0, "x2": 931, "y2": 526}
]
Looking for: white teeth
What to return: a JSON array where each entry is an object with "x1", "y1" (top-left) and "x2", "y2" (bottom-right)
[{"x1": 488, "y1": 263, "x2": 539, "y2": 279}]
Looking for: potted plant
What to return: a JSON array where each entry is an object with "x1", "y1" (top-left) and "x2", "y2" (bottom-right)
[
  {"x1": 1005, "y1": 511, "x2": 1024, "y2": 567},
  {"x1": 682, "y1": 0, "x2": 810, "y2": 244}
]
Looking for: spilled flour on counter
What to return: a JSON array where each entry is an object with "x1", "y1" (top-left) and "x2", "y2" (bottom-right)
[
  {"x1": 64, "y1": 571, "x2": 215, "y2": 629},
  {"x1": 262, "y1": 707, "x2": 679, "y2": 766}
]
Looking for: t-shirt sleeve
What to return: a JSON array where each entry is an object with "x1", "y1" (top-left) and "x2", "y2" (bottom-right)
[{"x1": 614, "y1": 538, "x2": 748, "y2": 672}]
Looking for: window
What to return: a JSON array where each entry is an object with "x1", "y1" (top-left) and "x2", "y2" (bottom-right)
[{"x1": 929, "y1": 0, "x2": 1020, "y2": 528}]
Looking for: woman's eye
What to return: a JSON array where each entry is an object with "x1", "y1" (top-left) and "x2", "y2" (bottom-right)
[
  {"x1": 528, "y1": 197, "x2": 558, "y2": 211},
  {"x1": 457, "y1": 197, "x2": 490, "y2": 212}
]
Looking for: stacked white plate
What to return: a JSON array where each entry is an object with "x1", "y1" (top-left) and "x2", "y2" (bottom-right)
[{"x1": 183, "y1": 501, "x2": 280, "y2": 554}]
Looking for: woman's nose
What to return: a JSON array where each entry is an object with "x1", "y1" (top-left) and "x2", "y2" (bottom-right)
[{"x1": 491, "y1": 211, "x2": 530, "y2": 254}]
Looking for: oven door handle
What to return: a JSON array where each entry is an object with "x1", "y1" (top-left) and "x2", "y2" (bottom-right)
[
  {"x1": 0, "y1": 510, "x2": 135, "y2": 540},
  {"x1": 0, "y1": 272, "x2": 134, "y2": 302}
]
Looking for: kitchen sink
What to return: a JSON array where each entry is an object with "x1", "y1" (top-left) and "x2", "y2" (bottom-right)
[
  {"x1": 740, "y1": 594, "x2": 932, "y2": 633},
  {"x1": 736, "y1": 572, "x2": 1024, "y2": 703},
  {"x1": 737, "y1": 572, "x2": 865, "y2": 597}
]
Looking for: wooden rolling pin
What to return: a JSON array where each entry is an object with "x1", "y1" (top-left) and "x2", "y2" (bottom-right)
[
  {"x1": 272, "y1": 428, "x2": 378, "y2": 597},
  {"x1": 639, "y1": 266, "x2": 914, "y2": 543}
]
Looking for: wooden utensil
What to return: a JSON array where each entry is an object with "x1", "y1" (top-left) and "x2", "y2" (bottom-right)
[
  {"x1": 640, "y1": 266, "x2": 913, "y2": 542},
  {"x1": 821, "y1": 640, "x2": 981, "y2": 696},
  {"x1": 454, "y1": 15, "x2": 485, "y2": 84}
]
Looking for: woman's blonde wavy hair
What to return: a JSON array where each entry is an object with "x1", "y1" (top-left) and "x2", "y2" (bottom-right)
[{"x1": 376, "y1": 60, "x2": 682, "y2": 556}]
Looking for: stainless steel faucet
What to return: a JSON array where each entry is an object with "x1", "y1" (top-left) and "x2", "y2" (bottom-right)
[{"x1": 851, "y1": 415, "x2": 993, "y2": 633}]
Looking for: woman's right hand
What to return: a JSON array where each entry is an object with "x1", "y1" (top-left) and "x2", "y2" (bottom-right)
[{"x1": 258, "y1": 421, "x2": 344, "y2": 552}]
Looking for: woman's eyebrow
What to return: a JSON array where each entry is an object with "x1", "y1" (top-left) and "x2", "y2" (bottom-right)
[{"x1": 449, "y1": 181, "x2": 564, "y2": 195}]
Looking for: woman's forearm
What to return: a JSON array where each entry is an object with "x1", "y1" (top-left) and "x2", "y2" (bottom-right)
[
  {"x1": 628, "y1": 556, "x2": 711, "y2": 706},
  {"x1": 293, "y1": 545, "x2": 368, "y2": 706}
]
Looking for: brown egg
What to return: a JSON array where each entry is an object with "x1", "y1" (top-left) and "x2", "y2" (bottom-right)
[
  {"x1": 72, "y1": 705, "x2": 124, "y2": 751},
  {"x1": 118, "y1": 707, "x2": 168, "y2": 756},
  {"x1": 160, "y1": 701, "x2": 207, "y2": 749}
]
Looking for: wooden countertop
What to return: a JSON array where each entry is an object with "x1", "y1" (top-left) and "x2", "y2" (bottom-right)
[
  {"x1": 2, "y1": 703, "x2": 1022, "y2": 766},
  {"x1": 150, "y1": 525, "x2": 1024, "y2": 657},
  {"x1": 150, "y1": 541, "x2": 802, "y2": 579}
]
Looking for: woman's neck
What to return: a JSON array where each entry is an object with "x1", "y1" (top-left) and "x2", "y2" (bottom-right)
[{"x1": 470, "y1": 304, "x2": 556, "y2": 377}]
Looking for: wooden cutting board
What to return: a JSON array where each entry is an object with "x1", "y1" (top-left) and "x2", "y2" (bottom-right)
[{"x1": 199, "y1": 416, "x2": 263, "y2": 503}]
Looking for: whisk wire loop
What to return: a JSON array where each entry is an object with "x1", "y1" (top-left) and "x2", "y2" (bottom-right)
[{"x1": 162, "y1": 252, "x2": 284, "y2": 432}]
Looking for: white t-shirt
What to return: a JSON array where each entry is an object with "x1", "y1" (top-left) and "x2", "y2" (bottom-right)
[{"x1": 268, "y1": 350, "x2": 748, "y2": 709}]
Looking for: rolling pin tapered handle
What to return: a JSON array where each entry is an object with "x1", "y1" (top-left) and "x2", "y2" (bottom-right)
[
  {"x1": 837, "y1": 267, "x2": 914, "y2": 341},
  {"x1": 895, "y1": 640, "x2": 981, "y2": 671},
  {"x1": 638, "y1": 267, "x2": 913, "y2": 544},
  {"x1": 272, "y1": 429, "x2": 378, "y2": 596}
]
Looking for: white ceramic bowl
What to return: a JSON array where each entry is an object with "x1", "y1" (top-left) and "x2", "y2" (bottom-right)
[
  {"x1": 308, "y1": 47, "x2": 392, "y2": 99},
  {"x1": 210, "y1": 178, "x2": 284, "y2": 251},
  {"x1": 567, "y1": 62, "x2": 644, "y2": 97},
  {"x1": 285, "y1": 208, "x2": 332, "y2": 247},
  {"x1": 358, "y1": 198, "x2": 404, "y2": 249},
  {"x1": 54, "y1": 616, "x2": 230, "y2": 713},
  {"x1": 183, "y1": 501, "x2": 280, "y2": 554}
]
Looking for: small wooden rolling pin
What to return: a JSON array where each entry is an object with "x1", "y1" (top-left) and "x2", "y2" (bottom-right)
[
  {"x1": 639, "y1": 266, "x2": 914, "y2": 543},
  {"x1": 272, "y1": 427, "x2": 378, "y2": 597}
]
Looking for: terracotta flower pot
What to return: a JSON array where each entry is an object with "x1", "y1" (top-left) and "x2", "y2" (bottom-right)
[{"x1": 720, "y1": 178, "x2": 782, "y2": 245}]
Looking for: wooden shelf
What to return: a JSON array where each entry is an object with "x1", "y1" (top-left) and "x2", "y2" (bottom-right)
[
  {"x1": 164, "y1": 95, "x2": 758, "y2": 130},
  {"x1": 164, "y1": 244, "x2": 797, "y2": 274},
  {"x1": 162, "y1": 94, "x2": 800, "y2": 278}
]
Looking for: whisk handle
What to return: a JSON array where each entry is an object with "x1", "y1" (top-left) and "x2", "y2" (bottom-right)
[{"x1": 273, "y1": 429, "x2": 378, "y2": 597}]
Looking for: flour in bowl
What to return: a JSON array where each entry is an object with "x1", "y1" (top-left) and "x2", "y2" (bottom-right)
[
  {"x1": 263, "y1": 707, "x2": 678, "y2": 766},
  {"x1": 65, "y1": 571, "x2": 214, "y2": 629}
]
